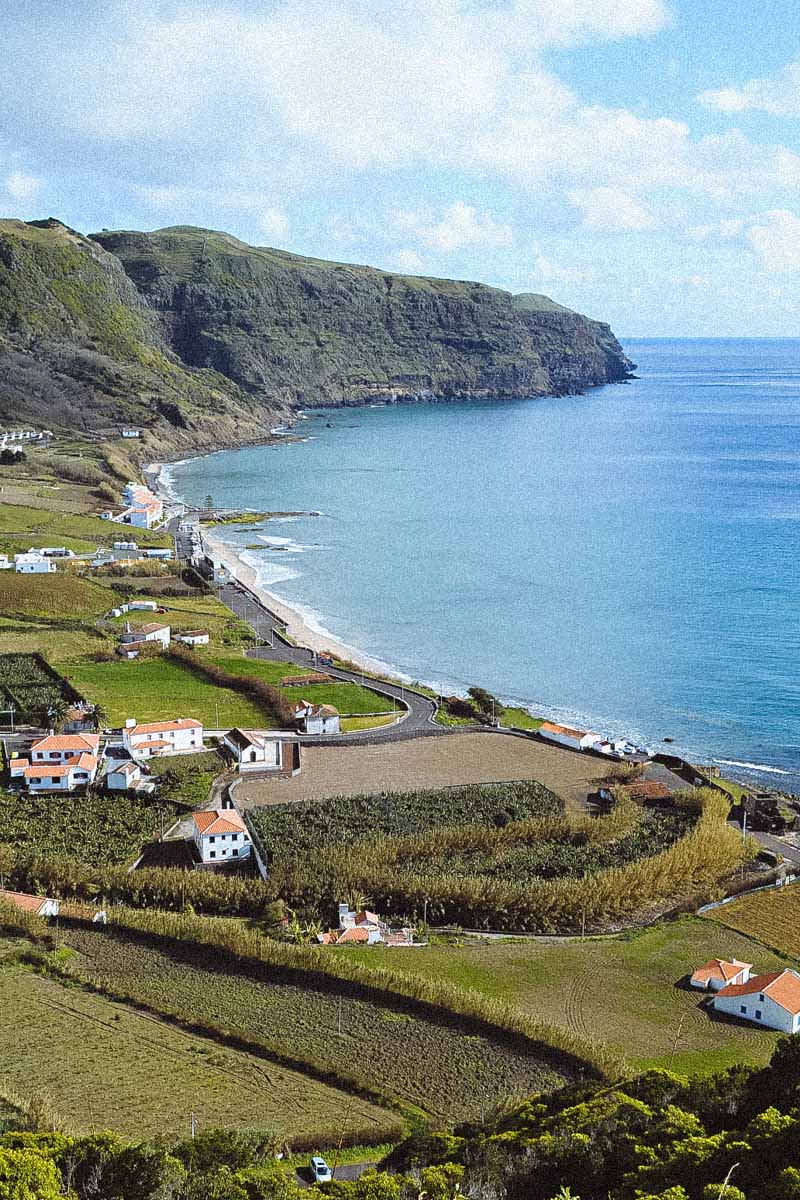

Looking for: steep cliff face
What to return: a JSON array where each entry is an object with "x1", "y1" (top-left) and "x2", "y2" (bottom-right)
[
  {"x1": 0, "y1": 217, "x2": 633, "y2": 458},
  {"x1": 92, "y1": 226, "x2": 635, "y2": 407}
]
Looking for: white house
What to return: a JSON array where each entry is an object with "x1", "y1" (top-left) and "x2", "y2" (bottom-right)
[
  {"x1": 29, "y1": 732, "x2": 101, "y2": 764},
  {"x1": 714, "y1": 969, "x2": 800, "y2": 1033},
  {"x1": 128, "y1": 600, "x2": 158, "y2": 612},
  {"x1": 318, "y1": 903, "x2": 414, "y2": 947},
  {"x1": 538, "y1": 721, "x2": 602, "y2": 752},
  {"x1": 123, "y1": 717, "x2": 204, "y2": 758},
  {"x1": 690, "y1": 958, "x2": 752, "y2": 991},
  {"x1": 14, "y1": 553, "x2": 55, "y2": 575},
  {"x1": 114, "y1": 541, "x2": 139, "y2": 551},
  {"x1": 192, "y1": 808, "x2": 252, "y2": 864},
  {"x1": 144, "y1": 548, "x2": 173, "y2": 560},
  {"x1": 177, "y1": 630, "x2": 210, "y2": 647},
  {"x1": 11, "y1": 741, "x2": 99, "y2": 792},
  {"x1": 121, "y1": 428, "x2": 141, "y2": 438},
  {"x1": 221, "y1": 728, "x2": 298, "y2": 774},
  {"x1": 292, "y1": 700, "x2": 340, "y2": 735},
  {"x1": 32, "y1": 546, "x2": 74, "y2": 560},
  {"x1": 0, "y1": 555, "x2": 11, "y2": 570},
  {"x1": 119, "y1": 621, "x2": 171, "y2": 648},
  {"x1": 0, "y1": 889, "x2": 60, "y2": 918}
]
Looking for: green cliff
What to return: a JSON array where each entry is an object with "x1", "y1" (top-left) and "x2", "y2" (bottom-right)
[{"x1": 0, "y1": 218, "x2": 633, "y2": 456}]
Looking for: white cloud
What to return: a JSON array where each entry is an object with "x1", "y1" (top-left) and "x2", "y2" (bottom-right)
[
  {"x1": 393, "y1": 202, "x2": 513, "y2": 252},
  {"x1": 395, "y1": 249, "x2": 424, "y2": 273},
  {"x1": 568, "y1": 186, "x2": 655, "y2": 231},
  {"x1": 746, "y1": 210, "x2": 800, "y2": 273},
  {"x1": 259, "y1": 207, "x2": 290, "y2": 243},
  {"x1": 699, "y1": 62, "x2": 800, "y2": 118},
  {"x1": 533, "y1": 254, "x2": 594, "y2": 284},
  {"x1": 5, "y1": 170, "x2": 42, "y2": 202}
]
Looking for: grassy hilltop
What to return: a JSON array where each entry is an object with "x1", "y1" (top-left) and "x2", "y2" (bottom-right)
[{"x1": 0, "y1": 217, "x2": 633, "y2": 459}]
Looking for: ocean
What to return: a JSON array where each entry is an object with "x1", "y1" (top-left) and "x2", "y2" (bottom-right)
[{"x1": 168, "y1": 338, "x2": 800, "y2": 792}]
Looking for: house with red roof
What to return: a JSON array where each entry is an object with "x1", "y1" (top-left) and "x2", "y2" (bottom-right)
[
  {"x1": 0, "y1": 889, "x2": 60, "y2": 917},
  {"x1": 123, "y1": 717, "x2": 203, "y2": 758},
  {"x1": 690, "y1": 958, "x2": 752, "y2": 991},
  {"x1": 192, "y1": 808, "x2": 251, "y2": 865},
  {"x1": 9, "y1": 732, "x2": 100, "y2": 792},
  {"x1": 291, "y1": 700, "x2": 340, "y2": 735},
  {"x1": 538, "y1": 721, "x2": 602, "y2": 752},
  {"x1": 318, "y1": 902, "x2": 414, "y2": 946},
  {"x1": 713, "y1": 968, "x2": 800, "y2": 1034}
]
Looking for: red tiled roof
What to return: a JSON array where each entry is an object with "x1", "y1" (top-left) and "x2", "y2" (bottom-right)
[
  {"x1": 540, "y1": 721, "x2": 596, "y2": 740},
  {"x1": 691, "y1": 958, "x2": 751, "y2": 985},
  {"x1": 337, "y1": 926, "x2": 369, "y2": 943},
  {"x1": 193, "y1": 808, "x2": 248, "y2": 836},
  {"x1": 130, "y1": 718, "x2": 201, "y2": 735},
  {"x1": 0, "y1": 889, "x2": 54, "y2": 914},
  {"x1": 31, "y1": 733, "x2": 99, "y2": 753},
  {"x1": 718, "y1": 969, "x2": 800, "y2": 1015}
]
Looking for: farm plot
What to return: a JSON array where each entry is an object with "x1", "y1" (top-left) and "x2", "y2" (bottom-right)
[
  {"x1": 0, "y1": 572, "x2": 116, "y2": 620},
  {"x1": 62, "y1": 925, "x2": 575, "y2": 1122},
  {"x1": 0, "y1": 652, "x2": 82, "y2": 724},
  {"x1": 209, "y1": 655, "x2": 395, "y2": 716},
  {"x1": 705, "y1": 881, "x2": 800, "y2": 958},
  {"x1": 0, "y1": 959, "x2": 395, "y2": 1143},
  {"x1": 0, "y1": 789, "x2": 188, "y2": 866},
  {"x1": 342, "y1": 917, "x2": 790, "y2": 1077}
]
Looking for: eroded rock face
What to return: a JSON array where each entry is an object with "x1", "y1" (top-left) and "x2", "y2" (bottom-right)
[{"x1": 92, "y1": 226, "x2": 635, "y2": 408}]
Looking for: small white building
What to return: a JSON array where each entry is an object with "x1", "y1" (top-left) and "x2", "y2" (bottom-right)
[
  {"x1": 128, "y1": 600, "x2": 158, "y2": 612},
  {"x1": 29, "y1": 732, "x2": 101, "y2": 764},
  {"x1": 292, "y1": 700, "x2": 340, "y2": 735},
  {"x1": 690, "y1": 958, "x2": 752, "y2": 991},
  {"x1": 123, "y1": 717, "x2": 204, "y2": 758},
  {"x1": 714, "y1": 969, "x2": 800, "y2": 1033},
  {"x1": 318, "y1": 903, "x2": 414, "y2": 947},
  {"x1": 14, "y1": 553, "x2": 56, "y2": 575},
  {"x1": 538, "y1": 721, "x2": 602, "y2": 752},
  {"x1": 192, "y1": 808, "x2": 251, "y2": 864},
  {"x1": 119, "y1": 621, "x2": 171, "y2": 648},
  {"x1": 114, "y1": 541, "x2": 139, "y2": 551},
  {"x1": 0, "y1": 889, "x2": 60, "y2": 918},
  {"x1": 32, "y1": 546, "x2": 74, "y2": 560},
  {"x1": 144, "y1": 548, "x2": 173, "y2": 560},
  {"x1": 121, "y1": 429, "x2": 141, "y2": 438},
  {"x1": 221, "y1": 728, "x2": 298, "y2": 774},
  {"x1": 0, "y1": 555, "x2": 11, "y2": 570},
  {"x1": 177, "y1": 630, "x2": 210, "y2": 647},
  {"x1": 105, "y1": 759, "x2": 144, "y2": 790}
]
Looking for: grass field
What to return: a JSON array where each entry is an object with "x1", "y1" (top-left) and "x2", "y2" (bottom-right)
[
  {"x1": 0, "y1": 503, "x2": 170, "y2": 554},
  {"x1": 0, "y1": 958, "x2": 395, "y2": 1142},
  {"x1": 147, "y1": 750, "x2": 226, "y2": 808},
  {"x1": 107, "y1": 594, "x2": 249, "y2": 648},
  {"x1": 65, "y1": 658, "x2": 273, "y2": 727},
  {"x1": 342, "y1": 917, "x2": 792, "y2": 1077},
  {"x1": 340, "y1": 715, "x2": 398, "y2": 732},
  {"x1": 209, "y1": 655, "x2": 394, "y2": 716},
  {"x1": 0, "y1": 573, "x2": 117, "y2": 620},
  {"x1": 62, "y1": 925, "x2": 574, "y2": 1122},
  {"x1": 705, "y1": 881, "x2": 800, "y2": 958}
]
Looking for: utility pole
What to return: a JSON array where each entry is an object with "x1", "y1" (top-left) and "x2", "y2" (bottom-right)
[
  {"x1": 190, "y1": 1112, "x2": 196, "y2": 1139},
  {"x1": 717, "y1": 1163, "x2": 740, "y2": 1200},
  {"x1": 669, "y1": 1013, "x2": 686, "y2": 1070},
  {"x1": 337, "y1": 994, "x2": 343, "y2": 1037}
]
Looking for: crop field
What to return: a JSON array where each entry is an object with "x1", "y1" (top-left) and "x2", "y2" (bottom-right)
[
  {"x1": 343, "y1": 917, "x2": 790, "y2": 1077},
  {"x1": 209, "y1": 655, "x2": 394, "y2": 716},
  {"x1": 0, "y1": 652, "x2": 81, "y2": 723},
  {"x1": 147, "y1": 749, "x2": 226, "y2": 809},
  {"x1": 0, "y1": 958, "x2": 394, "y2": 1142},
  {"x1": 705, "y1": 882, "x2": 800, "y2": 957},
  {"x1": 0, "y1": 572, "x2": 116, "y2": 620},
  {"x1": 0, "y1": 788, "x2": 187, "y2": 866},
  {"x1": 237, "y1": 733, "x2": 607, "y2": 811},
  {"x1": 62, "y1": 925, "x2": 574, "y2": 1122},
  {"x1": 0, "y1": 621, "x2": 110, "y2": 663},
  {"x1": 249, "y1": 780, "x2": 563, "y2": 858},
  {"x1": 65, "y1": 657, "x2": 272, "y2": 727}
]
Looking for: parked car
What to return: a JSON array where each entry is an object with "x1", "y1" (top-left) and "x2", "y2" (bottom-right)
[{"x1": 310, "y1": 1157, "x2": 332, "y2": 1184}]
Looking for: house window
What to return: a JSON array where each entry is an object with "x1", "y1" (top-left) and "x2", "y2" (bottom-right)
[
  {"x1": 209, "y1": 850, "x2": 216, "y2": 859},
  {"x1": 755, "y1": 1009, "x2": 762, "y2": 1020},
  {"x1": 740, "y1": 1005, "x2": 747, "y2": 1014},
  {"x1": 209, "y1": 835, "x2": 215, "y2": 843},
  {"x1": 232, "y1": 849, "x2": 238, "y2": 857},
  {"x1": 759, "y1": 993, "x2": 765, "y2": 1002},
  {"x1": 232, "y1": 833, "x2": 239, "y2": 841}
]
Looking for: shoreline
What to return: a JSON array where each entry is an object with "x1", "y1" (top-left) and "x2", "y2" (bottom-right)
[{"x1": 150, "y1": 458, "x2": 797, "y2": 794}]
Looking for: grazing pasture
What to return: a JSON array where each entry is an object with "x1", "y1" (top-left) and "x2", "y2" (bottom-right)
[
  {"x1": 62, "y1": 924, "x2": 575, "y2": 1122},
  {"x1": 0, "y1": 958, "x2": 395, "y2": 1143}
]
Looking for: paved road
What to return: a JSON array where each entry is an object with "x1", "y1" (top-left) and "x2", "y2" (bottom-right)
[{"x1": 217, "y1": 581, "x2": 453, "y2": 743}]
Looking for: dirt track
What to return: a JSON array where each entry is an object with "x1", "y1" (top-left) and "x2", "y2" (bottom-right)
[{"x1": 235, "y1": 731, "x2": 605, "y2": 811}]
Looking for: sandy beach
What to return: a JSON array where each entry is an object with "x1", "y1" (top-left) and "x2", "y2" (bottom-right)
[{"x1": 201, "y1": 526, "x2": 401, "y2": 677}]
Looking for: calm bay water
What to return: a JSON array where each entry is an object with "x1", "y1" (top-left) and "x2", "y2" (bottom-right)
[{"x1": 170, "y1": 339, "x2": 800, "y2": 790}]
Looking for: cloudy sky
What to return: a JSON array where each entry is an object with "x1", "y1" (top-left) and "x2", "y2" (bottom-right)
[{"x1": 3, "y1": 0, "x2": 800, "y2": 334}]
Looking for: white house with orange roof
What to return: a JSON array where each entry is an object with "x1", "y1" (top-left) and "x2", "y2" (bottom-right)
[
  {"x1": 318, "y1": 902, "x2": 414, "y2": 946},
  {"x1": 10, "y1": 732, "x2": 100, "y2": 792},
  {"x1": 123, "y1": 717, "x2": 203, "y2": 759},
  {"x1": 713, "y1": 968, "x2": 800, "y2": 1034},
  {"x1": 690, "y1": 958, "x2": 752, "y2": 991},
  {"x1": 192, "y1": 808, "x2": 251, "y2": 864},
  {"x1": 538, "y1": 721, "x2": 602, "y2": 752},
  {"x1": 292, "y1": 700, "x2": 340, "y2": 735}
]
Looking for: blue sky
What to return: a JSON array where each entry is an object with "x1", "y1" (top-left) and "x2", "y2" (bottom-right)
[{"x1": 3, "y1": 0, "x2": 800, "y2": 335}]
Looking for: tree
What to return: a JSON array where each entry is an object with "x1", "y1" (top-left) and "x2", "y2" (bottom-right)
[
  {"x1": 0, "y1": 1148, "x2": 62, "y2": 1200},
  {"x1": 44, "y1": 699, "x2": 69, "y2": 732},
  {"x1": 87, "y1": 703, "x2": 109, "y2": 730},
  {"x1": 467, "y1": 687, "x2": 499, "y2": 722}
]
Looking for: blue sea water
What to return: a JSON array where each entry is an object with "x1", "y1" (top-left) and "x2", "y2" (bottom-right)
[{"x1": 169, "y1": 339, "x2": 800, "y2": 791}]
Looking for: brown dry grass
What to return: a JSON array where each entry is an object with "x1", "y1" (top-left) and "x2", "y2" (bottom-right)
[{"x1": 236, "y1": 732, "x2": 605, "y2": 811}]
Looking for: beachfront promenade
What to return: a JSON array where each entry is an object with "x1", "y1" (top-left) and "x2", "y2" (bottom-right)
[{"x1": 217, "y1": 580, "x2": 450, "y2": 744}]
